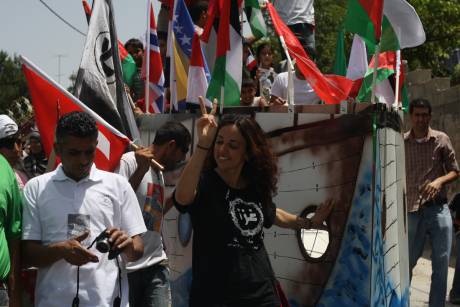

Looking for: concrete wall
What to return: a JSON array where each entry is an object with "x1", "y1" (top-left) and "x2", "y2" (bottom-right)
[{"x1": 404, "y1": 69, "x2": 460, "y2": 199}]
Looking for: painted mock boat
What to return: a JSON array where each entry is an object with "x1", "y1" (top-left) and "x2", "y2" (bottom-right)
[{"x1": 139, "y1": 104, "x2": 409, "y2": 307}]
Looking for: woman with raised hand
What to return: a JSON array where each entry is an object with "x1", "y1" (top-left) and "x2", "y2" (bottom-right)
[{"x1": 174, "y1": 98, "x2": 333, "y2": 307}]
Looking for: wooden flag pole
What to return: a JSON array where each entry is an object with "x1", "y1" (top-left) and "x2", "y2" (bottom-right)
[{"x1": 130, "y1": 142, "x2": 164, "y2": 170}]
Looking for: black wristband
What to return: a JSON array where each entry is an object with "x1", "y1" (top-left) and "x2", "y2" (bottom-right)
[{"x1": 196, "y1": 144, "x2": 211, "y2": 151}]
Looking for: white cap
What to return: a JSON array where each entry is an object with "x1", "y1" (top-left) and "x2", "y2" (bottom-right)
[{"x1": 0, "y1": 115, "x2": 18, "y2": 139}]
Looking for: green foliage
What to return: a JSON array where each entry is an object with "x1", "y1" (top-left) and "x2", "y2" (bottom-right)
[
  {"x1": 313, "y1": 0, "x2": 460, "y2": 76},
  {"x1": 403, "y1": 0, "x2": 460, "y2": 76},
  {"x1": 67, "y1": 72, "x2": 77, "y2": 94},
  {"x1": 0, "y1": 51, "x2": 30, "y2": 124},
  {"x1": 315, "y1": 0, "x2": 348, "y2": 73}
]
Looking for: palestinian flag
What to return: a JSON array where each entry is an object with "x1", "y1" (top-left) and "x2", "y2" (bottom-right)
[
  {"x1": 346, "y1": 35, "x2": 368, "y2": 98},
  {"x1": 206, "y1": 0, "x2": 242, "y2": 106},
  {"x1": 244, "y1": 0, "x2": 267, "y2": 39},
  {"x1": 343, "y1": 0, "x2": 384, "y2": 47},
  {"x1": 380, "y1": 0, "x2": 425, "y2": 52},
  {"x1": 118, "y1": 42, "x2": 137, "y2": 88},
  {"x1": 356, "y1": 51, "x2": 407, "y2": 108}
]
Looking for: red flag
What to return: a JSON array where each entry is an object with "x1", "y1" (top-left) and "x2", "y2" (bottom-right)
[
  {"x1": 21, "y1": 56, "x2": 130, "y2": 172},
  {"x1": 201, "y1": 0, "x2": 219, "y2": 43},
  {"x1": 267, "y1": 3, "x2": 353, "y2": 104}
]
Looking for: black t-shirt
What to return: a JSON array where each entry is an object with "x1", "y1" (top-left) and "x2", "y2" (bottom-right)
[{"x1": 174, "y1": 170, "x2": 279, "y2": 307}]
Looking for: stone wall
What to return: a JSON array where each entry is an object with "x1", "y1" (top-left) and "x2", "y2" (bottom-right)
[{"x1": 404, "y1": 69, "x2": 460, "y2": 199}]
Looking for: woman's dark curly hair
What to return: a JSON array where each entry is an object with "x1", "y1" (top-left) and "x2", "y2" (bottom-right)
[{"x1": 205, "y1": 114, "x2": 278, "y2": 207}]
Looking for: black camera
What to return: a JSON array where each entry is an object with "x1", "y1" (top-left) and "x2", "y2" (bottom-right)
[{"x1": 94, "y1": 230, "x2": 121, "y2": 260}]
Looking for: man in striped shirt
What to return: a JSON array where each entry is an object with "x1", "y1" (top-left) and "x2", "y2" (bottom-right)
[{"x1": 405, "y1": 98, "x2": 459, "y2": 307}]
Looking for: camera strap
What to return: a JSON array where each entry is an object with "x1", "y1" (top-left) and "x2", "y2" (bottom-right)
[{"x1": 72, "y1": 236, "x2": 122, "y2": 307}]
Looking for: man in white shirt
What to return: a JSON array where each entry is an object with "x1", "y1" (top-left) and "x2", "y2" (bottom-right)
[
  {"x1": 22, "y1": 111, "x2": 146, "y2": 307},
  {"x1": 274, "y1": 0, "x2": 316, "y2": 58},
  {"x1": 116, "y1": 121, "x2": 191, "y2": 307},
  {"x1": 270, "y1": 68, "x2": 320, "y2": 106}
]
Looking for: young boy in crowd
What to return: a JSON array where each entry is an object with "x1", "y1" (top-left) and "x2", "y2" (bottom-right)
[{"x1": 240, "y1": 78, "x2": 267, "y2": 107}]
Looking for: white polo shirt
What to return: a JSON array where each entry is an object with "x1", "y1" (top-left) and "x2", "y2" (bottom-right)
[{"x1": 22, "y1": 164, "x2": 146, "y2": 307}]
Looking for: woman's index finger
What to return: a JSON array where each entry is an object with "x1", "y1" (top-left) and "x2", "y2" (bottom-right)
[{"x1": 198, "y1": 96, "x2": 207, "y2": 115}]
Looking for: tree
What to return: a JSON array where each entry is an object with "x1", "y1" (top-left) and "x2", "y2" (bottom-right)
[
  {"x1": 315, "y1": 0, "x2": 348, "y2": 73},
  {"x1": 313, "y1": 0, "x2": 460, "y2": 76},
  {"x1": 67, "y1": 71, "x2": 77, "y2": 94},
  {"x1": 0, "y1": 51, "x2": 31, "y2": 125},
  {"x1": 403, "y1": 0, "x2": 460, "y2": 76}
]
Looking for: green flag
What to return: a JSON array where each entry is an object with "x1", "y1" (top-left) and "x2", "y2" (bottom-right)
[{"x1": 333, "y1": 29, "x2": 347, "y2": 76}]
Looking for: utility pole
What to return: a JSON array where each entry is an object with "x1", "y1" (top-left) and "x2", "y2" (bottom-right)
[{"x1": 54, "y1": 54, "x2": 67, "y2": 84}]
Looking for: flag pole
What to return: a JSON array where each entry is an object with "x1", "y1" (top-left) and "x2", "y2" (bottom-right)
[
  {"x1": 393, "y1": 50, "x2": 401, "y2": 109},
  {"x1": 169, "y1": 0, "x2": 177, "y2": 114},
  {"x1": 220, "y1": 86, "x2": 224, "y2": 114},
  {"x1": 145, "y1": 0, "x2": 151, "y2": 114},
  {"x1": 279, "y1": 36, "x2": 294, "y2": 107},
  {"x1": 370, "y1": 44, "x2": 380, "y2": 104}
]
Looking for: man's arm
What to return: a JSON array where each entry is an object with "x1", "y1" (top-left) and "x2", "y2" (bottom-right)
[
  {"x1": 22, "y1": 232, "x2": 99, "y2": 268},
  {"x1": 421, "y1": 170, "x2": 459, "y2": 201},
  {"x1": 127, "y1": 148, "x2": 155, "y2": 191}
]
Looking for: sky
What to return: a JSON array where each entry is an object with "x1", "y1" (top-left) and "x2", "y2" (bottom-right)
[{"x1": 0, "y1": 0, "x2": 161, "y2": 88}]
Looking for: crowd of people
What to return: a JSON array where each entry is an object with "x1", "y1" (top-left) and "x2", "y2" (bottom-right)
[
  {"x1": 123, "y1": 0, "x2": 321, "y2": 114},
  {"x1": 2, "y1": 74, "x2": 460, "y2": 307},
  {"x1": 1, "y1": 97, "x2": 459, "y2": 307},
  {"x1": 1, "y1": 1, "x2": 459, "y2": 307},
  {"x1": 0, "y1": 103, "x2": 335, "y2": 307}
]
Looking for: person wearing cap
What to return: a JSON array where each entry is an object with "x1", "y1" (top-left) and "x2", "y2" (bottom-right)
[
  {"x1": 0, "y1": 115, "x2": 29, "y2": 190},
  {"x1": 23, "y1": 131, "x2": 47, "y2": 179},
  {"x1": 0, "y1": 116, "x2": 23, "y2": 307}
]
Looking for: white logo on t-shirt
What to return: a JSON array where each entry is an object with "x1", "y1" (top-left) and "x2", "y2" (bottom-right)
[{"x1": 228, "y1": 197, "x2": 263, "y2": 237}]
